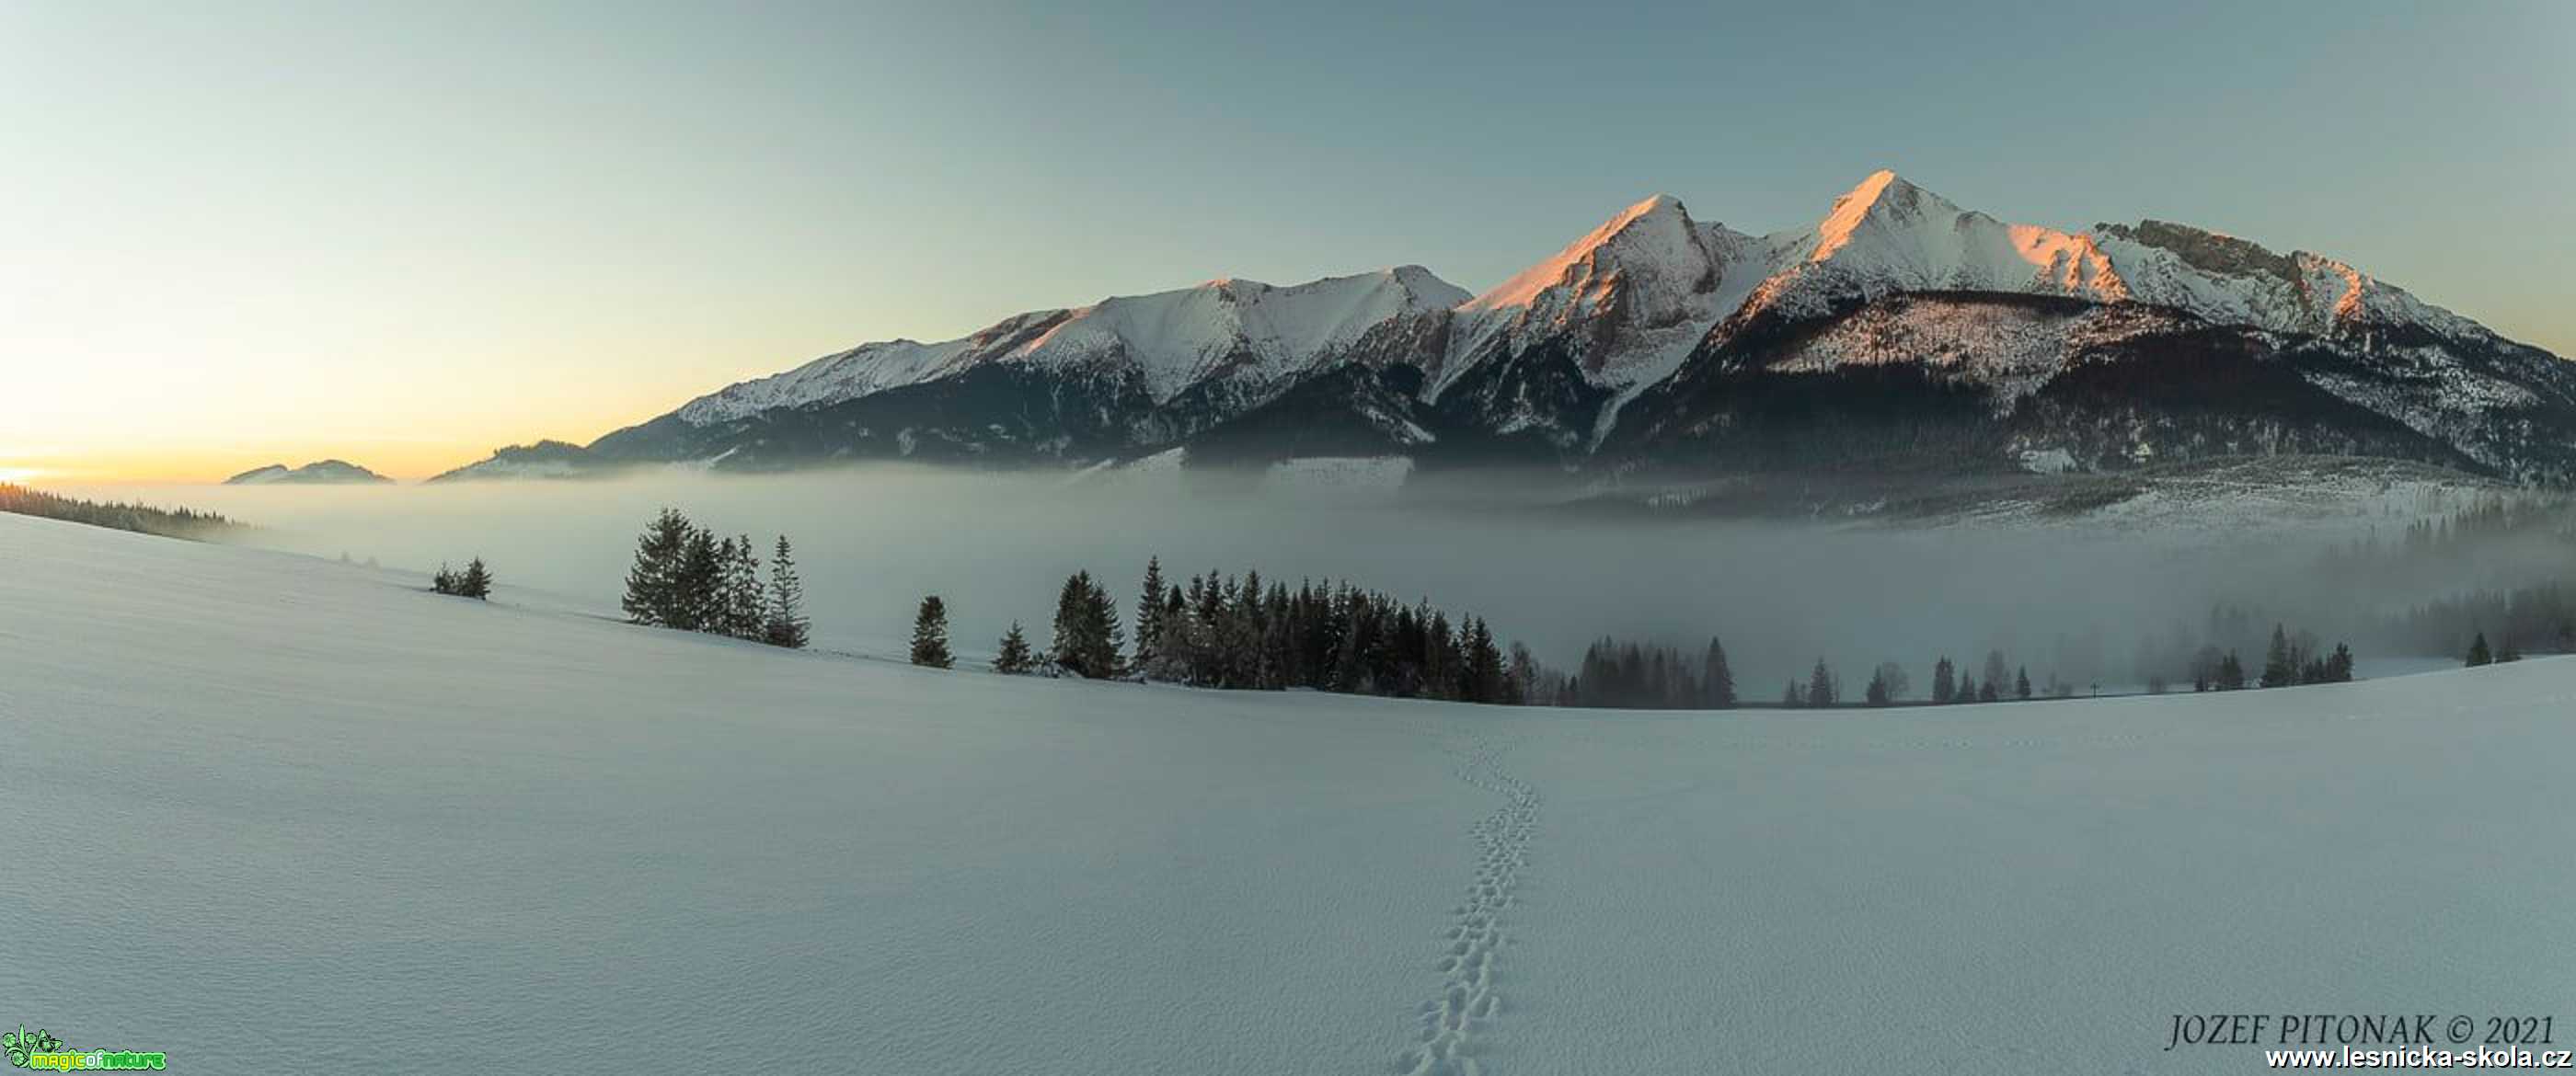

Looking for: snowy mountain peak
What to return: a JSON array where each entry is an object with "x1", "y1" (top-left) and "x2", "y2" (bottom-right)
[{"x1": 1460, "y1": 193, "x2": 1709, "y2": 315}]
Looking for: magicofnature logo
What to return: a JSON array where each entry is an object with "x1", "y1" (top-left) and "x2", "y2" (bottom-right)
[{"x1": 4, "y1": 1025, "x2": 165, "y2": 1071}]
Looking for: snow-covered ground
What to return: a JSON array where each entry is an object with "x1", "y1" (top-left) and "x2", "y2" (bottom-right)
[{"x1": 7, "y1": 511, "x2": 2573, "y2": 1074}]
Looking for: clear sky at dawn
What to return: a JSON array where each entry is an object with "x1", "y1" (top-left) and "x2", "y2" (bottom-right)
[{"x1": 7, "y1": 0, "x2": 2570, "y2": 481}]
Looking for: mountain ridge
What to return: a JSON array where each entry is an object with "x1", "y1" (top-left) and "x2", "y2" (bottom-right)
[{"x1": 431, "y1": 171, "x2": 2576, "y2": 487}]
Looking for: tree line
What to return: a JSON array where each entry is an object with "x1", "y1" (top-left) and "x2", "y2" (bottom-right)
[
  {"x1": 618, "y1": 509, "x2": 810, "y2": 648},
  {"x1": 0, "y1": 482, "x2": 238, "y2": 541},
  {"x1": 910, "y1": 556, "x2": 1545, "y2": 704}
]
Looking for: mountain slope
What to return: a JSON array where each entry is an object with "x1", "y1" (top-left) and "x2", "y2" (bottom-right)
[
  {"x1": 15, "y1": 509, "x2": 2576, "y2": 1073},
  {"x1": 224, "y1": 459, "x2": 394, "y2": 485},
  {"x1": 432, "y1": 172, "x2": 2576, "y2": 486}
]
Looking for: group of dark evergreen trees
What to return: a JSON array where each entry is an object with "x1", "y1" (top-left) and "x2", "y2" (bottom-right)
[
  {"x1": 0, "y1": 482, "x2": 237, "y2": 540},
  {"x1": 934, "y1": 556, "x2": 1539, "y2": 704},
  {"x1": 2186, "y1": 624, "x2": 2353, "y2": 691},
  {"x1": 1564, "y1": 637, "x2": 1734, "y2": 708},
  {"x1": 430, "y1": 557, "x2": 493, "y2": 600},
  {"x1": 2464, "y1": 631, "x2": 2525, "y2": 667},
  {"x1": 618, "y1": 509, "x2": 809, "y2": 648}
]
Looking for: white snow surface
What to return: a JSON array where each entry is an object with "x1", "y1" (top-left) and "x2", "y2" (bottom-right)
[{"x1": 13, "y1": 511, "x2": 2575, "y2": 1074}]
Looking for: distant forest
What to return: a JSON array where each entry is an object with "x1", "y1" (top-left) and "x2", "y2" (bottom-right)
[{"x1": 0, "y1": 482, "x2": 239, "y2": 540}]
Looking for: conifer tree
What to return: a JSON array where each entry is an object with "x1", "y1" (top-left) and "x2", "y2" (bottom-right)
[
  {"x1": 1977, "y1": 675, "x2": 1999, "y2": 703},
  {"x1": 1931, "y1": 657, "x2": 1956, "y2": 704},
  {"x1": 763, "y1": 535, "x2": 809, "y2": 649},
  {"x1": 1702, "y1": 637, "x2": 1737, "y2": 708},
  {"x1": 994, "y1": 621, "x2": 1033, "y2": 674},
  {"x1": 1807, "y1": 658, "x2": 1835, "y2": 707},
  {"x1": 622, "y1": 508, "x2": 696, "y2": 626},
  {"x1": 672, "y1": 527, "x2": 722, "y2": 633},
  {"x1": 431, "y1": 564, "x2": 457, "y2": 595},
  {"x1": 2260, "y1": 624, "x2": 2295, "y2": 688},
  {"x1": 2326, "y1": 642, "x2": 2354, "y2": 682},
  {"x1": 2467, "y1": 632, "x2": 2493, "y2": 666},
  {"x1": 1782, "y1": 680, "x2": 1803, "y2": 707},
  {"x1": 1134, "y1": 556, "x2": 1167, "y2": 669},
  {"x1": 1865, "y1": 669, "x2": 1891, "y2": 706},
  {"x1": 1954, "y1": 671, "x2": 1975, "y2": 704},
  {"x1": 715, "y1": 535, "x2": 766, "y2": 639},
  {"x1": 910, "y1": 595, "x2": 953, "y2": 669},
  {"x1": 1049, "y1": 571, "x2": 1122, "y2": 678},
  {"x1": 2500, "y1": 636, "x2": 2524, "y2": 662},
  {"x1": 1463, "y1": 618, "x2": 1505, "y2": 704},
  {"x1": 2217, "y1": 650, "x2": 2247, "y2": 690},
  {"x1": 1983, "y1": 650, "x2": 2008, "y2": 696},
  {"x1": 456, "y1": 556, "x2": 493, "y2": 600},
  {"x1": 2015, "y1": 666, "x2": 2031, "y2": 700}
]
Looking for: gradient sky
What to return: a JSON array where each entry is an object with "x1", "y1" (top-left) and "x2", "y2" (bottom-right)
[{"x1": 8, "y1": 0, "x2": 2571, "y2": 481}]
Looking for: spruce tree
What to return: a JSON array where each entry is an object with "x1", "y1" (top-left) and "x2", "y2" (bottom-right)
[
  {"x1": 1865, "y1": 669, "x2": 1890, "y2": 706},
  {"x1": 994, "y1": 621, "x2": 1033, "y2": 673},
  {"x1": 1702, "y1": 637, "x2": 1736, "y2": 708},
  {"x1": 1954, "y1": 671, "x2": 1975, "y2": 704},
  {"x1": 622, "y1": 508, "x2": 696, "y2": 626},
  {"x1": 1983, "y1": 650, "x2": 2008, "y2": 695},
  {"x1": 910, "y1": 595, "x2": 953, "y2": 669},
  {"x1": 672, "y1": 526, "x2": 721, "y2": 633},
  {"x1": 715, "y1": 536, "x2": 765, "y2": 639},
  {"x1": 2260, "y1": 624, "x2": 2294, "y2": 688},
  {"x1": 2326, "y1": 643, "x2": 2354, "y2": 682},
  {"x1": 1134, "y1": 556, "x2": 1167, "y2": 670},
  {"x1": 2015, "y1": 666, "x2": 2031, "y2": 700},
  {"x1": 1807, "y1": 658, "x2": 1834, "y2": 707},
  {"x1": 2467, "y1": 632, "x2": 2492, "y2": 666},
  {"x1": 1463, "y1": 618, "x2": 1505, "y2": 704},
  {"x1": 431, "y1": 564, "x2": 457, "y2": 595},
  {"x1": 1931, "y1": 657, "x2": 1956, "y2": 704},
  {"x1": 2217, "y1": 650, "x2": 2247, "y2": 690},
  {"x1": 763, "y1": 535, "x2": 809, "y2": 648},
  {"x1": 457, "y1": 556, "x2": 493, "y2": 600},
  {"x1": 1977, "y1": 675, "x2": 1998, "y2": 703},
  {"x1": 1782, "y1": 680, "x2": 1803, "y2": 708}
]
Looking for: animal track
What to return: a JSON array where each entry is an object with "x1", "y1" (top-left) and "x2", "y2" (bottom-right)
[{"x1": 1397, "y1": 740, "x2": 1539, "y2": 1076}]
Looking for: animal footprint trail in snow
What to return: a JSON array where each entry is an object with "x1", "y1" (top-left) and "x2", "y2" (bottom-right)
[{"x1": 1397, "y1": 740, "x2": 1540, "y2": 1076}]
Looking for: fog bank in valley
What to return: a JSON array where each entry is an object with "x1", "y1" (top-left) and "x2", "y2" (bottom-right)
[{"x1": 66, "y1": 465, "x2": 2554, "y2": 694}]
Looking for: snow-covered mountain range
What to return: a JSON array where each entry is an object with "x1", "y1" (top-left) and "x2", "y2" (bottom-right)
[{"x1": 432, "y1": 171, "x2": 2576, "y2": 485}]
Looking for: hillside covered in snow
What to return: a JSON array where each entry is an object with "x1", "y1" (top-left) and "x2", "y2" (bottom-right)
[
  {"x1": 8, "y1": 511, "x2": 2573, "y2": 1073},
  {"x1": 432, "y1": 171, "x2": 2576, "y2": 489}
]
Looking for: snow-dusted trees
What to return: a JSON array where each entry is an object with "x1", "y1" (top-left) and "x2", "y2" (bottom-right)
[
  {"x1": 715, "y1": 536, "x2": 766, "y2": 641},
  {"x1": 763, "y1": 536, "x2": 809, "y2": 649},
  {"x1": 431, "y1": 557, "x2": 492, "y2": 599},
  {"x1": 2467, "y1": 632, "x2": 2493, "y2": 667},
  {"x1": 911, "y1": 595, "x2": 953, "y2": 669},
  {"x1": 993, "y1": 622, "x2": 1034, "y2": 674},
  {"x1": 619, "y1": 509, "x2": 808, "y2": 647},
  {"x1": 1931, "y1": 657, "x2": 1957, "y2": 704},
  {"x1": 1807, "y1": 658, "x2": 1837, "y2": 707}
]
